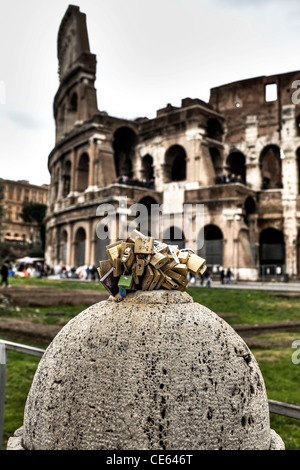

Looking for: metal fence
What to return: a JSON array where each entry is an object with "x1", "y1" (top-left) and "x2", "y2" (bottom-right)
[
  {"x1": 0, "y1": 339, "x2": 300, "y2": 450},
  {"x1": 0, "y1": 340, "x2": 45, "y2": 449},
  {"x1": 260, "y1": 264, "x2": 288, "y2": 282}
]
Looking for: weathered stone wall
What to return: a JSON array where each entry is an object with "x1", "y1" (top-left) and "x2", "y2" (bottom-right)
[{"x1": 45, "y1": 5, "x2": 300, "y2": 280}]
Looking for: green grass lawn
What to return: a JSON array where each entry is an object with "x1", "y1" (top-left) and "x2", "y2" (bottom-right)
[
  {"x1": 1, "y1": 280, "x2": 300, "y2": 449},
  {"x1": 2, "y1": 349, "x2": 41, "y2": 450},
  {"x1": 0, "y1": 303, "x2": 88, "y2": 326},
  {"x1": 189, "y1": 286, "x2": 300, "y2": 324},
  {"x1": 8, "y1": 276, "x2": 105, "y2": 291},
  {"x1": 254, "y1": 346, "x2": 300, "y2": 450}
]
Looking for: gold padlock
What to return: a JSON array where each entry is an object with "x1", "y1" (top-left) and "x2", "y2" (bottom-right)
[{"x1": 136, "y1": 257, "x2": 145, "y2": 276}]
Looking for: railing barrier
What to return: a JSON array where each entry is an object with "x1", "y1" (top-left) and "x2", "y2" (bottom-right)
[{"x1": 0, "y1": 340, "x2": 45, "y2": 450}]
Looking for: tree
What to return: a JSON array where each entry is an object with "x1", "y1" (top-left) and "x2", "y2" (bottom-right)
[
  {"x1": 21, "y1": 202, "x2": 47, "y2": 250},
  {"x1": 0, "y1": 184, "x2": 4, "y2": 259}
]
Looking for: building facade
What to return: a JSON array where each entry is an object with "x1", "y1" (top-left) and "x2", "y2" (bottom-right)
[
  {"x1": 45, "y1": 5, "x2": 300, "y2": 280},
  {"x1": 1, "y1": 178, "x2": 49, "y2": 245}
]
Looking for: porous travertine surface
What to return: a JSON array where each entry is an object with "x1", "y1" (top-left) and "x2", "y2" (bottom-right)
[{"x1": 9, "y1": 290, "x2": 284, "y2": 450}]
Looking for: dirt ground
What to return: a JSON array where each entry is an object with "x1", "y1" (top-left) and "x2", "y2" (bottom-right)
[
  {"x1": 1, "y1": 286, "x2": 300, "y2": 348},
  {"x1": 0, "y1": 286, "x2": 109, "y2": 345},
  {"x1": 1, "y1": 285, "x2": 109, "y2": 307}
]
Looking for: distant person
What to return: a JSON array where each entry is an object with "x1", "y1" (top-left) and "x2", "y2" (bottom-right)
[
  {"x1": 236, "y1": 174, "x2": 245, "y2": 185},
  {"x1": 90, "y1": 265, "x2": 98, "y2": 281},
  {"x1": 205, "y1": 268, "x2": 212, "y2": 287},
  {"x1": 1, "y1": 261, "x2": 10, "y2": 288},
  {"x1": 220, "y1": 268, "x2": 225, "y2": 284},
  {"x1": 189, "y1": 272, "x2": 196, "y2": 285},
  {"x1": 226, "y1": 268, "x2": 232, "y2": 284}
]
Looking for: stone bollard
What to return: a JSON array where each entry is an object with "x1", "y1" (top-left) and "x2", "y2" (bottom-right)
[{"x1": 7, "y1": 290, "x2": 284, "y2": 450}]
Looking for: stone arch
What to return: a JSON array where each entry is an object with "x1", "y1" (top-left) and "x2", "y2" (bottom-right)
[
  {"x1": 63, "y1": 160, "x2": 71, "y2": 197},
  {"x1": 76, "y1": 152, "x2": 89, "y2": 192},
  {"x1": 259, "y1": 227, "x2": 285, "y2": 266},
  {"x1": 61, "y1": 230, "x2": 68, "y2": 265},
  {"x1": 75, "y1": 227, "x2": 86, "y2": 267},
  {"x1": 297, "y1": 230, "x2": 300, "y2": 278},
  {"x1": 136, "y1": 196, "x2": 160, "y2": 237},
  {"x1": 165, "y1": 145, "x2": 187, "y2": 182},
  {"x1": 244, "y1": 196, "x2": 256, "y2": 215},
  {"x1": 52, "y1": 166, "x2": 60, "y2": 201},
  {"x1": 141, "y1": 154, "x2": 154, "y2": 183},
  {"x1": 138, "y1": 196, "x2": 159, "y2": 212},
  {"x1": 259, "y1": 145, "x2": 282, "y2": 189},
  {"x1": 296, "y1": 114, "x2": 300, "y2": 137},
  {"x1": 296, "y1": 147, "x2": 300, "y2": 195},
  {"x1": 163, "y1": 226, "x2": 185, "y2": 250},
  {"x1": 207, "y1": 118, "x2": 223, "y2": 141},
  {"x1": 69, "y1": 92, "x2": 78, "y2": 112},
  {"x1": 198, "y1": 224, "x2": 223, "y2": 266},
  {"x1": 244, "y1": 196, "x2": 257, "y2": 224},
  {"x1": 113, "y1": 126, "x2": 137, "y2": 179},
  {"x1": 226, "y1": 151, "x2": 246, "y2": 183},
  {"x1": 94, "y1": 224, "x2": 110, "y2": 266}
]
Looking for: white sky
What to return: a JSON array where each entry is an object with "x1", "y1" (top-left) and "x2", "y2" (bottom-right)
[{"x1": 0, "y1": 0, "x2": 300, "y2": 186}]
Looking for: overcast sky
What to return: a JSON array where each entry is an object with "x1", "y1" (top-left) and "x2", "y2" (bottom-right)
[{"x1": 1, "y1": 0, "x2": 300, "y2": 186}]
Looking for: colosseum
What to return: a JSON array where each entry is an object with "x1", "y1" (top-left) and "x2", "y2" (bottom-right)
[{"x1": 45, "y1": 5, "x2": 300, "y2": 281}]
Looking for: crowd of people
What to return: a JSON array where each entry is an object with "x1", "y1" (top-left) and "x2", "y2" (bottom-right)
[
  {"x1": 0, "y1": 260, "x2": 101, "y2": 287},
  {"x1": 1, "y1": 257, "x2": 234, "y2": 288},
  {"x1": 115, "y1": 175, "x2": 155, "y2": 189},
  {"x1": 54, "y1": 264, "x2": 99, "y2": 281},
  {"x1": 1, "y1": 260, "x2": 52, "y2": 286},
  {"x1": 215, "y1": 173, "x2": 245, "y2": 185},
  {"x1": 188, "y1": 266, "x2": 233, "y2": 287},
  {"x1": 220, "y1": 267, "x2": 233, "y2": 284}
]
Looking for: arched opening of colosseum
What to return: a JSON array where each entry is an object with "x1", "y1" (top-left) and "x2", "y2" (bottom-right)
[
  {"x1": 244, "y1": 196, "x2": 256, "y2": 223},
  {"x1": 75, "y1": 227, "x2": 86, "y2": 267},
  {"x1": 113, "y1": 127, "x2": 137, "y2": 179},
  {"x1": 52, "y1": 167, "x2": 60, "y2": 201},
  {"x1": 296, "y1": 147, "x2": 300, "y2": 194},
  {"x1": 207, "y1": 118, "x2": 223, "y2": 141},
  {"x1": 297, "y1": 231, "x2": 300, "y2": 278},
  {"x1": 163, "y1": 226, "x2": 185, "y2": 250},
  {"x1": 226, "y1": 151, "x2": 246, "y2": 184},
  {"x1": 259, "y1": 227, "x2": 285, "y2": 269},
  {"x1": 165, "y1": 145, "x2": 187, "y2": 182},
  {"x1": 137, "y1": 196, "x2": 159, "y2": 237},
  {"x1": 259, "y1": 145, "x2": 282, "y2": 190},
  {"x1": 76, "y1": 153, "x2": 89, "y2": 192},
  {"x1": 296, "y1": 115, "x2": 300, "y2": 136},
  {"x1": 63, "y1": 160, "x2": 71, "y2": 197},
  {"x1": 61, "y1": 230, "x2": 68, "y2": 264},
  {"x1": 95, "y1": 225, "x2": 110, "y2": 266},
  {"x1": 198, "y1": 224, "x2": 223, "y2": 267},
  {"x1": 210, "y1": 147, "x2": 223, "y2": 182},
  {"x1": 69, "y1": 92, "x2": 78, "y2": 112},
  {"x1": 141, "y1": 154, "x2": 154, "y2": 183}
]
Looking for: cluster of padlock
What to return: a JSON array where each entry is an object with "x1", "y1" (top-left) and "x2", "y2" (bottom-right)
[{"x1": 97, "y1": 230, "x2": 207, "y2": 298}]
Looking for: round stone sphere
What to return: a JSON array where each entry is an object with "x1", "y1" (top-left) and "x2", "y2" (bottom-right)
[{"x1": 15, "y1": 290, "x2": 283, "y2": 450}]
